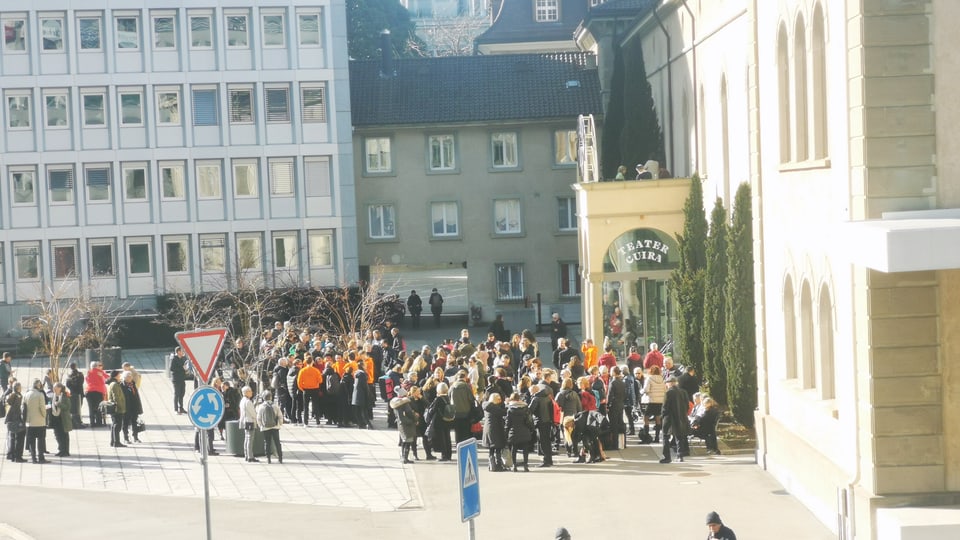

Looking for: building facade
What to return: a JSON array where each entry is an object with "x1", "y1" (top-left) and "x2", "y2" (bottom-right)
[{"x1": 0, "y1": 1, "x2": 357, "y2": 333}]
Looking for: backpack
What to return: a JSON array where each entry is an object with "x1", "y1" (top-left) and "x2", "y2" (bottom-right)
[
  {"x1": 441, "y1": 398, "x2": 456, "y2": 422},
  {"x1": 258, "y1": 403, "x2": 279, "y2": 429}
]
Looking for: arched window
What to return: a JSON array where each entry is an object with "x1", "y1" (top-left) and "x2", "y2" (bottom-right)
[
  {"x1": 811, "y1": 4, "x2": 828, "y2": 160},
  {"x1": 818, "y1": 284, "x2": 835, "y2": 399},
  {"x1": 800, "y1": 280, "x2": 815, "y2": 389},
  {"x1": 794, "y1": 15, "x2": 809, "y2": 161},
  {"x1": 720, "y1": 75, "x2": 730, "y2": 202},
  {"x1": 777, "y1": 23, "x2": 791, "y2": 163},
  {"x1": 783, "y1": 276, "x2": 797, "y2": 379}
]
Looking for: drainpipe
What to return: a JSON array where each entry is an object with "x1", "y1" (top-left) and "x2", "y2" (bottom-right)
[
  {"x1": 680, "y1": 0, "x2": 698, "y2": 175},
  {"x1": 652, "y1": 10, "x2": 674, "y2": 171}
]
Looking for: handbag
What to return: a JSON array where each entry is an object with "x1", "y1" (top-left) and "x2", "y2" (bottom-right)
[
  {"x1": 99, "y1": 400, "x2": 117, "y2": 415},
  {"x1": 134, "y1": 418, "x2": 146, "y2": 434},
  {"x1": 468, "y1": 399, "x2": 484, "y2": 424}
]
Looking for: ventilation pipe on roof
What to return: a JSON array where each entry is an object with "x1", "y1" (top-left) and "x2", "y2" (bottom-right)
[{"x1": 379, "y1": 29, "x2": 395, "y2": 78}]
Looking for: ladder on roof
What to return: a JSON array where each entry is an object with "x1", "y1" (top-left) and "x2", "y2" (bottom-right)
[{"x1": 577, "y1": 114, "x2": 599, "y2": 183}]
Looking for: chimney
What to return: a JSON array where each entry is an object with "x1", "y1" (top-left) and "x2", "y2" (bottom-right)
[{"x1": 379, "y1": 29, "x2": 395, "y2": 78}]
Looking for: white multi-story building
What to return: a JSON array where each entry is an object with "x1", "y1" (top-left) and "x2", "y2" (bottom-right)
[{"x1": 0, "y1": 1, "x2": 357, "y2": 332}]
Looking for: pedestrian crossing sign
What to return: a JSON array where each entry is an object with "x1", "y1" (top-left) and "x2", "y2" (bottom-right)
[{"x1": 457, "y1": 438, "x2": 481, "y2": 522}]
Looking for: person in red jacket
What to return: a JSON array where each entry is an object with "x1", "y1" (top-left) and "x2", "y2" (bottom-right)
[
  {"x1": 643, "y1": 342, "x2": 664, "y2": 370},
  {"x1": 598, "y1": 346, "x2": 617, "y2": 370},
  {"x1": 84, "y1": 361, "x2": 109, "y2": 427}
]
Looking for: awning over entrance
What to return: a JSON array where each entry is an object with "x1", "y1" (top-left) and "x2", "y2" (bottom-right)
[
  {"x1": 603, "y1": 228, "x2": 680, "y2": 273},
  {"x1": 841, "y1": 209, "x2": 960, "y2": 273}
]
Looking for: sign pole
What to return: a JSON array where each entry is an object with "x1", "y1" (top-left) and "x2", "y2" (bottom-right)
[
  {"x1": 468, "y1": 517, "x2": 475, "y2": 540},
  {"x1": 201, "y1": 429, "x2": 212, "y2": 540}
]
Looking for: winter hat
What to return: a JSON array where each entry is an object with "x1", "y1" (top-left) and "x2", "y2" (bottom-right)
[
  {"x1": 705, "y1": 511, "x2": 722, "y2": 525},
  {"x1": 555, "y1": 527, "x2": 571, "y2": 540}
]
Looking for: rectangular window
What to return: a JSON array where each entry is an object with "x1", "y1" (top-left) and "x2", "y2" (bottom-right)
[
  {"x1": 535, "y1": 0, "x2": 559, "y2": 22},
  {"x1": 228, "y1": 87, "x2": 253, "y2": 124},
  {"x1": 491, "y1": 132, "x2": 518, "y2": 168},
  {"x1": 14, "y1": 244, "x2": 39, "y2": 281},
  {"x1": 119, "y1": 89, "x2": 143, "y2": 125},
  {"x1": 225, "y1": 13, "x2": 248, "y2": 48},
  {"x1": 429, "y1": 134, "x2": 456, "y2": 171},
  {"x1": 558, "y1": 197, "x2": 577, "y2": 231},
  {"x1": 298, "y1": 13, "x2": 321, "y2": 46},
  {"x1": 273, "y1": 233, "x2": 298, "y2": 269},
  {"x1": 237, "y1": 235, "x2": 262, "y2": 271},
  {"x1": 82, "y1": 92, "x2": 106, "y2": 126},
  {"x1": 304, "y1": 157, "x2": 331, "y2": 197},
  {"x1": 269, "y1": 159, "x2": 294, "y2": 196},
  {"x1": 308, "y1": 230, "x2": 332, "y2": 267},
  {"x1": 157, "y1": 89, "x2": 180, "y2": 125},
  {"x1": 494, "y1": 199, "x2": 522, "y2": 234},
  {"x1": 200, "y1": 236, "x2": 225, "y2": 273},
  {"x1": 123, "y1": 165, "x2": 147, "y2": 201},
  {"x1": 265, "y1": 86, "x2": 290, "y2": 123},
  {"x1": 368, "y1": 204, "x2": 396, "y2": 239},
  {"x1": 53, "y1": 243, "x2": 77, "y2": 279},
  {"x1": 85, "y1": 166, "x2": 111, "y2": 202},
  {"x1": 365, "y1": 137, "x2": 392, "y2": 173},
  {"x1": 233, "y1": 160, "x2": 258, "y2": 197},
  {"x1": 7, "y1": 94, "x2": 31, "y2": 129},
  {"x1": 11, "y1": 168, "x2": 36, "y2": 205},
  {"x1": 164, "y1": 238, "x2": 188, "y2": 273},
  {"x1": 127, "y1": 241, "x2": 151, "y2": 275},
  {"x1": 262, "y1": 13, "x2": 285, "y2": 47},
  {"x1": 192, "y1": 88, "x2": 218, "y2": 126},
  {"x1": 48, "y1": 167, "x2": 75, "y2": 204},
  {"x1": 45, "y1": 92, "x2": 69, "y2": 128},
  {"x1": 189, "y1": 15, "x2": 212, "y2": 49},
  {"x1": 196, "y1": 161, "x2": 222, "y2": 199},
  {"x1": 160, "y1": 163, "x2": 185, "y2": 200},
  {"x1": 560, "y1": 262, "x2": 581, "y2": 297},
  {"x1": 301, "y1": 85, "x2": 326, "y2": 123},
  {"x1": 496, "y1": 264, "x2": 524, "y2": 301},
  {"x1": 152, "y1": 15, "x2": 176, "y2": 49},
  {"x1": 41, "y1": 17, "x2": 64, "y2": 51},
  {"x1": 78, "y1": 17, "x2": 102, "y2": 50},
  {"x1": 3, "y1": 18, "x2": 26, "y2": 51},
  {"x1": 554, "y1": 129, "x2": 577, "y2": 165},
  {"x1": 90, "y1": 241, "x2": 115, "y2": 277},
  {"x1": 431, "y1": 202, "x2": 459, "y2": 237},
  {"x1": 115, "y1": 16, "x2": 140, "y2": 49}
]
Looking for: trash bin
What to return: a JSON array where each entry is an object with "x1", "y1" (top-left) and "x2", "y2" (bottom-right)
[{"x1": 225, "y1": 420, "x2": 265, "y2": 456}]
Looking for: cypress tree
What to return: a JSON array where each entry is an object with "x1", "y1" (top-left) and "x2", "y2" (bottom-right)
[
  {"x1": 618, "y1": 36, "x2": 664, "y2": 175},
  {"x1": 600, "y1": 43, "x2": 625, "y2": 179},
  {"x1": 723, "y1": 183, "x2": 757, "y2": 428},
  {"x1": 669, "y1": 174, "x2": 708, "y2": 372},
  {"x1": 702, "y1": 198, "x2": 729, "y2": 405}
]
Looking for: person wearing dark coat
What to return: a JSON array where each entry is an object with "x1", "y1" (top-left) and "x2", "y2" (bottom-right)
[
  {"x1": 272, "y1": 358, "x2": 292, "y2": 422},
  {"x1": 488, "y1": 315, "x2": 508, "y2": 342},
  {"x1": 678, "y1": 366, "x2": 700, "y2": 404},
  {"x1": 424, "y1": 383, "x2": 453, "y2": 461},
  {"x1": 338, "y1": 368, "x2": 355, "y2": 427},
  {"x1": 565, "y1": 410, "x2": 607, "y2": 463},
  {"x1": 504, "y1": 393, "x2": 534, "y2": 472},
  {"x1": 408, "y1": 386, "x2": 432, "y2": 459},
  {"x1": 555, "y1": 378, "x2": 583, "y2": 456},
  {"x1": 606, "y1": 366, "x2": 627, "y2": 447},
  {"x1": 407, "y1": 290, "x2": 423, "y2": 329},
  {"x1": 50, "y1": 383, "x2": 73, "y2": 457},
  {"x1": 481, "y1": 394, "x2": 507, "y2": 471},
  {"x1": 64, "y1": 362, "x2": 86, "y2": 428},
  {"x1": 659, "y1": 376, "x2": 690, "y2": 463},
  {"x1": 5, "y1": 382, "x2": 26, "y2": 462},
  {"x1": 352, "y1": 367, "x2": 374, "y2": 429},
  {"x1": 705, "y1": 511, "x2": 737, "y2": 540},
  {"x1": 120, "y1": 372, "x2": 143, "y2": 444},
  {"x1": 529, "y1": 384, "x2": 555, "y2": 468},
  {"x1": 550, "y1": 313, "x2": 567, "y2": 352},
  {"x1": 169, "y1": 347, "x2": 188, "y2": 414},
  {"x1": 390, "y1": 395, "x2": 418, "y2": 464}
]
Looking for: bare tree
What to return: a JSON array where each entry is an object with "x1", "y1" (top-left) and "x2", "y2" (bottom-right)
[
  {"x1": 303, "y1": 263, "x2": 402, "y2": 347},
  {"x1": 22, "y1": 282, "x2": 86, "y2": 381},
  {"x1": 412, "y1": 16, "x2": 489, "y2": 56},
  {"x1": 78, "y1": 288, "x2": 135, "y2": 361}
]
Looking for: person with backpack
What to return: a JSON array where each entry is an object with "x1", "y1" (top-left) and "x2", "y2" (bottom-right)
[
  {"x1": 390, "y1": 393, "x2": 418, "y2": 464},
  {"x1": 256, "y1": 390, "x2": 283, "y2": 464}
]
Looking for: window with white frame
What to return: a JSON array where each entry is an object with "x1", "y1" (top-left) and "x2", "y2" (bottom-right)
[
  {"x1": 189, "y1": 13, "x2": 213, "y2": 49},
  {"x1": 82, "y1": 90, "x2": 106, "y2": 127},
  {"x1": 40, "y1": 16, "x2": 65, "y2": 51},
  {"x1": 48, "y1": 166, "x2": 75, "y2": 204},
  {"x1": 122, "y1": 164, "x2": 147, "y2": 201},
  {"x1": 308, "y1": 230, "x2": 332, "y2": 267},
  {"x1": 192, "y1": 87, "x2": 218, "y2": 126},
  {"x1": 11, "y1": 168, "x2": 36, "y2": 205},
  {"x1": 428, "y1": 134, "x2": 456, "y2": 171},
  {"x1": 85, "y1": 165, "x2": 111, "y2": 202},
  {"x1": 7, "y1": 93, "x2": 31, "y2": 130},
  {"x1": 115, "y1": 15, "x2": 140, "y2": 49},
  {"x1": 298, "y1": 11, "x2": 322, "y2": 46},
  {"x1": 89, "y1": 240, "x2": 115, "y2": 277},
  {"x1": 262, "y1": 12, "x2": 286, "y2": 47},
  {"x1": 200, "y1": 235, "x2": 225, "y2": 273},
  {"x1": 265, "y1": 86, "x2": 290, "y2": 123},
  {"x1": 535, "y1": 0, "x2": 559, "y2": 22},
  {"x1": 431, "y1": 202, "x2": 459, "y2": 237},
  {"x1": 365, "y1": 137, "x2": 392, "y2": 174},
  {"x1": 156, "y1": 88, "x2": 180, "y2": 125},
  {"x1": 272, "y1": 232, "x2": 298, "y2": 269},
  {"x1": 14, "y1": 243, "x2": 39, "y2": 281},
  {"x1": 558, "y1": 197, "x2": 576, "y2": 231},
  {"x1": 491, "y1": 132, "x2": 518, "y2": 168},
  {"x1": 152, "y1": 14, "x2": 176, "y2": 49},
  {"x1": 496, "y1": 264, "x2": 524, "y2": 301},
  {"x1": 52, "y1": 242, "x2": 78, "y2": 279},
  {"x1": 160, "y1": 162, "x2": 185, "y2": 200},
  {"x1": 3, "y1": 17, "x2": 26, "y2": 52},
  {"x1": 560, "y1": 262, "x2": 581, "y2": 297},
  {"x1": 78, "y1": 16, "x2": 102, "y2": 50},
  {"x1": 301, "y1": 84, "x2": 326, "y2": 123},
  {"x1": 233, "y1": 160, "x2": 258, "y2": 197},
  {"x1": 225, "y1": 12, "x2": 249, "y2": 48},
  {"x1": 368, "y1": 204, "x2": 396, "y2": 239},
  {"x1": 119, "y1": 88, "x2": 143, "y2": 125},
  {"x1": 304, "y1": 156, "x2": 331, "y2": 196},
  {"x1": 127, "y1": 239, "x2": 151, "y2": 275},
  {"x1": 554, "y1": 129, "x2": 577, "y2": 165},
  {"x1": 196, "y1": 161, "x2": 222, "y2": 199},
  {"x1": 45, "y1": 91, "x2": 69, "y2": 128},
  {"x1": 228, "y1": 86, "x2": 253, "y2": 124},
  {"x1": 494, "y1": 198, "x2": 521, "y2": 234},
  {"x1": 269, "y1": 158, "x2": 294, "y2": 196},
  {"x1": 164, "y1": 237, "x2": 189, "y2": 273},
  {"x1": 237, "y1": 234, "x2": 262, "y2": 271}
]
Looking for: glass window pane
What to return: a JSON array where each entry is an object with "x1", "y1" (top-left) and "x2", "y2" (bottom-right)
[
  {"x1": 116, "y1": 17, "x2": 140, "y2": 49},
  {"x1": 15, "y1": 247, "x2": 38, "y2": 280},
  {"x1": 190, "y1": 16, "x2": 211, "y2": 48},
  {"x1": 54, "y1": 246, "x2": 77, "y2": 278},
  {"x1": 4, "y1": 20, "x2": 26, "y2": 51},
  {"x1": 197, "y1": 164, "x2": 221, "y2": 198},
  {"x1": 301, "y1": 87, "x2": 326, "y2": 123},
  {"x1": 299, "y1": 14, "x2": 320, "y2": 46},
  {"x1": 158, "y1": 91, "x2": 180, "y2": 124},
  {"x1": 166, "y1": 242, "x2": 187, "y2": 272},
  {"x1": 234, "y1": 163, "x2": 258, "y2": 197},
  {"x1": 229, "y1": 89, "x2": 253, "y2": 123},
  {"x1": 124, "y1": 168, "x2": 147, "y2": 200},
  {"x1": 12, "y1": 171, "x2": 35, "y2": 204},
  {"x1": 8, "y1": 96, "x2": 31, "y2": 129},
  {"x1": 201, "y1": 238, "x2": 225, "y2": 273},
  {"x1": 238, "y1": 237, "x2": 261, "y2": 270},
  {"x1": 91, "y1": 244, "x2": 115, "y2": 276},
  {"x1": 309, "y1": 232, "x2": 331, "y2": 267},
  {"x1": 192, "y1": 89, "x2": 218, "y2": 126},
  {"x1": 161, "y1": 166, "x2": 185, "y2": 199},
  {"x1": 226, "y1": 15, "x2": 248, "y2": 47},
  {"x1": 262, "y1": 15, "x2": 285, "y2": 46},
  {"x1": 83, "y1": 94, "x2": 105, "y2": 126},
  {"x1": 41, "y1": 19, "x2": 64, "y2": 51},
  {"x1": 265, "y1": 88, "x2": 289, "y2": 122},
  {"x1": 128, "y1": 243, "x2": 150, "y2": 274},
  {"x1": 79, "y1": 18, "x2": 102, "y2": 50},
  {"x1": 153, "y1": 16, "x2": 175, "y2": 48},
  {"x1": 120, "y1": 93, "x2": 142, "y2": 125},
  {"x1": 46, "y1": 95, "x2": 68, "y2": 127}
]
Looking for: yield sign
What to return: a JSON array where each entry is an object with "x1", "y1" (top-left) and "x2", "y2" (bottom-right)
[{"x1": 175, "y1": 328, "x2": 228, "y2": 384}]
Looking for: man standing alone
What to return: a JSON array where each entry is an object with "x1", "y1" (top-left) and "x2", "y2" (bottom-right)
[
  {"x1": 428, "y1": 288, "x2": 444, "y2": 326},
  {"x1": 407, "y1": 290, "x2": 423, "y2": 329},
  {"x1": 170, "y1": 346, "x2": 188, "y2": 414}
]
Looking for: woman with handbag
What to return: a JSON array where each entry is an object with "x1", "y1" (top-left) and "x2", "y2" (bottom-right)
[
  {"x1": 106, "y1": 370, "x2": 126, "y2": 448},
  {"x1": 239, "y1": 386, "x2": 258, "y2": 463},
  {"x1": 121, "y1": 372, "x2": 143, "y2": 444}
]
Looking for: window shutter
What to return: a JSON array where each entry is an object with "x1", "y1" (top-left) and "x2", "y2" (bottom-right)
[
  {"x1": 50, "y1": 170, "x2": 73, "y2": 189},
  {"x1": 266, "y1": 88, "x2": 290, "y2": 122},
  {"x1": 192, "y1": 89, "x2": 218, "y2": 126},
  {"x1": 86, "y1": 168, "x2": 110, "y2": 186},
  {"x1": 228, "y1": 89, "x2": 252, "y2": 123},
  {"x1": 270, "y1": 160, "x2": 293, "y2": 195},
  {"x1": 301, "y1": 86, "x2": 326, "y2": 123},
  {"x1": 304, "y1": 157, "x2": 330, "y2": 196}
]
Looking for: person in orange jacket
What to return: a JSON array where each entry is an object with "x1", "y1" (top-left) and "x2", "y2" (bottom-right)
[
  {"x1": 296, "y1": 356, "x2": 323, "y2": 426},
  {"x1": 581, "y1": 339, "x2": 598, "y2": 371}
]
